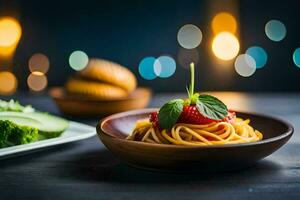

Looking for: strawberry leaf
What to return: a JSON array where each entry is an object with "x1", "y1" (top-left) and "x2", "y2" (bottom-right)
[
  {"x1": 196, "y1": 94, "x2": 228, "y2": 120},
  {"x1": 158, "y1": 99, "x2": 184, "y2": 129}
]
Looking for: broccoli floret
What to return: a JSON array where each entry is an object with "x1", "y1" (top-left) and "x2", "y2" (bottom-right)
[
  {"x1": 8, "y1": 123, "x2": 39, "y2": 145},
  {"x1": 0, "y1": 120, "x2": 39, "y2": 148},
  {"x1": 0, "y1": 120, "x2": 14, "y2": 148}
]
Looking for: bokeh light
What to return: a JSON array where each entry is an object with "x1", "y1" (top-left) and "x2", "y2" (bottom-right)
[
  {"x1": 293, "y1": 48, "x2": 300, "y2": 68},
  {"x1": 0, "y1": 71, "x2": 17, "y2": 95},
  {"x1": 212, "y1": 32, "x2": 240, "y2": 60},
  {"x1": 246, "y1": 46, "x2": 268, "y2": 68},
  {"x1": 0, "y1": 17, "x2": 22, "y2": 57},
  {"x1": 212, "y1": 12, "x2": 237, "y2": 34},
  {"x1": 27, "y1": 71, "x2": 48, "y2": 91},
  {"x1": 28, "y1": 53, "x2": 50, "y2": 73},
  {"x1": 177, "y1": 24, "x2": 202, "y2": 49},
  {"x1": 138, "y1": 57, "x2": 157, "y2": 80},
  {"x1": 0, "y1": 17, "x2": 22, "y2": 47},
  {"x1": 69, "y1": 50, "x2": 89, "y2": 71},
  {"x1": 154, "y1": 56, "x2": 176, "y2": 78},
  {"x1": 0, "y1": 45, "x2": 18, "y2": 57},
  {"x1": 265, "y1": 20, "x2": 286, "y2": 42},
  {"x1": 234, "y1": 54, "x2": 256, "y2": 77},
  {"x1": 177, "y1": 48, "x2": 199, "y2": 69}
]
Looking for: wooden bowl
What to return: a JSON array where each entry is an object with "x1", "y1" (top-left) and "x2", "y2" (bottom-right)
[
  {"x1": 49, "y1": 87, "x2": 151, "y2": 117},
  {"x1": 97, "y1": 108, "x2": 293, "y2": 172}
]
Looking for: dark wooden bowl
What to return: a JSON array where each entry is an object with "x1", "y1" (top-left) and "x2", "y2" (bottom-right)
[
  {"x1": 97, "y1": 108, "x2": 293, "y2": 172},
  {"x1": 49, "y1": 87, "x2": 152, "y2": 117}
]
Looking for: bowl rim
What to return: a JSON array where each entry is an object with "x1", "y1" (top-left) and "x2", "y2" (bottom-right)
[{"x1": 98, "y1": 108, "x2": 294, "y2": 149}]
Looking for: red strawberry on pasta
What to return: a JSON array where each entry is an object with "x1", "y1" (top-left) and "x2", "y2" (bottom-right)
[
  {"x1": 178, "y1": 105, "x2": 216, "y2": 124},
  {"x1": 150, "y1": 112, "x2": 159, "y2": 129}
]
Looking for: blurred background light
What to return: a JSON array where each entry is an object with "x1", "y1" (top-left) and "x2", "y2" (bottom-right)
[
  {"x1": 27, "y1": 71, "x2": 48, "y2": 91},
  {"x1": 0, "y1": 17, "x2": 22, "y2": 47},
  {"x1": 177, "y1": 24, "x2": 202, "y2": 49},
  {"x1": 246, "y1": 46, "x2": 268, "y2": 68},
  {"x1": 265, "y1": 20, "x2": 286, "y2": 42},
  {"x1": 138, "y1": 57, "x2": 157, "y2": 80},
  {"x1": 293, "y1": 48, "x2": 300, "y2": 68},
  {"x1": 212, "y1": 32, "x2": 239, "y2": 60},
  {"x1": 177, "y1": 48, "x2": 199, "y2": 69},
  {"x1": 234, "y1": 54, "x2": 256, "y2": 77},
  {"x1": 0, "y1": 1, "x2": 299, "y2": 93},
  {"x1": 0, "y1": 71, "x2": 17, "y2": 95},
  {"x1": 69, "y1": 50, "x2": 89, "y2": 71},
  {"x1": 0, "y1": 45, "x2": 18, "y2": 58},
  {"x1": 0, "y1": 17, "x2": 22, "y2": 58},
  {"x1": 212, "y1": 12, "x2": 237, "y2": 34},
  {"x1": 28, "y1": 53, "x2": 50, "y2": 73},
  {"x1": 154, "y1": 56, "x2": 176, "y2": 78}
]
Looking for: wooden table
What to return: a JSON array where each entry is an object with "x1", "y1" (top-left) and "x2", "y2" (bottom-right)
[{"x1": 1, "y1": 92, "x2": 300, "y2": 199}]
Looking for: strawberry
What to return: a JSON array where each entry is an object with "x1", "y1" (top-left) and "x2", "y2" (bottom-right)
[
  {"x1": 154, "y1": 63, "x2": 230, "y2": 129},
  {"x1": 177, "y1": 107, "x2": 235, "y2": 125},
  {"x1": 178, "y1": 105, "x2": 217, "y2": 125},
  {"x1": 223, "y1": 110, "x2": 236, "y2": 123},
  {"x1": 150, "y1": 112, "x2": 159, "y2": 129}
]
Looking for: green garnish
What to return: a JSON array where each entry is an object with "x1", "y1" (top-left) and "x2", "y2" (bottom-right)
[
  {"x1": 158, "y1": 62, "x2": 228, "y2": 129},
  {"x1": 196, "y1": 94, "x2": 228, "y2": 120},
  {"x1": 188, "y1": 62, "x2": 195, "y2": 100},
  {"x1": 158, "y1": 99, "x2": 184, "y2": 129}
]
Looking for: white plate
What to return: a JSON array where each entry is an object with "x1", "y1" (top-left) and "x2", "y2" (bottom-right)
[{"x1": 0, "y1": 121, "x2": 96, "y2": 159}]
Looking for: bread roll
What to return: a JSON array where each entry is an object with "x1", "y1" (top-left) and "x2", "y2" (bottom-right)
[
  {"x1": 65, "y1": 78, "x2": 127, "y2": 100},
  {"x1": 79, "y1": 59, "x2": 137, "y2": 93}
]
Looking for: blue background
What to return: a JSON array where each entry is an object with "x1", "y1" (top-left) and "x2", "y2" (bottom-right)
[{"x1": 1, "y1": 0, "x2": 300, "y2": 92}]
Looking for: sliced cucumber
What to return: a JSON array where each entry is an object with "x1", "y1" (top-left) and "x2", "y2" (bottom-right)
[{"x1": 0, "y1": 112, "x2": 69, "y2": 138}]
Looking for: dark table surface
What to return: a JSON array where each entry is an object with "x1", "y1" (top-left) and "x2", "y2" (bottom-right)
[{"x1": 1, "y1": 92, "x2": 300, "y2": 200}]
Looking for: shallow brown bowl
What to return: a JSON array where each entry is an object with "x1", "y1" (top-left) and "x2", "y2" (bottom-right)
[
  {"x1": 97, "y1": 108, "x2": 293, "y2": 172},
  {"x1": 49, "y1": 87, "x2": 152, "y2": 117}
]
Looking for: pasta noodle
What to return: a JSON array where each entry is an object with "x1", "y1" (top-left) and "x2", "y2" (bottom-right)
[{"x1": 126, "y1": 118, "x2": 263, "y2": 146}]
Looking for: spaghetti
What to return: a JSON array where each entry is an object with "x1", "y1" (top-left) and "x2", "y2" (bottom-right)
[
  {"x1": 127, "y1": 63, "x2": 263, "y2": 146},
  {"x1": 126, "y1": 118, "x2": 263, "y2": 146}
]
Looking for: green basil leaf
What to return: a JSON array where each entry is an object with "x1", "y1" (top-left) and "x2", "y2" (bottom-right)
[
  {"x1": 158, "y1": 99, "x2": 184, "y2": 129},
  {"x1": 196, "y1": 94, "x2": 228, "y2": 120}
]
